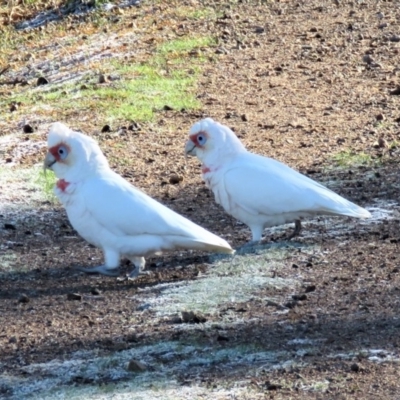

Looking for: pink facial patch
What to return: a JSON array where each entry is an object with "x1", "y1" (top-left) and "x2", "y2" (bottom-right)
[
  {"x1": 202, "y1": 166, "x2": 211, "y2": 174},
  {"x1": 56, "y1": 179, "x2": 70, "y2": 192}
]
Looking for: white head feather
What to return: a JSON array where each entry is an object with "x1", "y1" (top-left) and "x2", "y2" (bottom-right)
[
  {"x1": 46, "y1": 122, "x2": 109, "y2": 182},
  {"x1": 186, "y1": 118, "x2": 246, "y2": 165}
]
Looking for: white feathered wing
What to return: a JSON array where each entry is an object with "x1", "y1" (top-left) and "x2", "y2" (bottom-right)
[
  {"x1": 222, "y1": 153, "x2": 370, "y2": 220},
  {"x1": 77, "y1": 170, "x2": 233, "y2": 256}
]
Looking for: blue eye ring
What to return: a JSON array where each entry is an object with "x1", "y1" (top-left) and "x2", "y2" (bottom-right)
[
  {"x1": 197, "y1": 134, "x2": 206, "y2": 145},
  {"x1": 58, "y1": 145, "x2": 68, "y2": 160}
]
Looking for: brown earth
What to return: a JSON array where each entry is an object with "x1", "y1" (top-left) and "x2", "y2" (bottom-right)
[{"x1": 1, "y1": 0, "x2": 400, "y2": 398}]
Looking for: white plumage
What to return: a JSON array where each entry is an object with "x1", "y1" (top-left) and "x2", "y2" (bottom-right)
[
  {"x1": 185, "y1": 118, "x2": 371, "y2": 243},
  {"x1": 44, "y1": 122, "x2": 233, "y2": 277}
]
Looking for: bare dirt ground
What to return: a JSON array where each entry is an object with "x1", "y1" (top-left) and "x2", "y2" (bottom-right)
[{"x1": 1, "y1": 0, "x2": 400, "y2": 398}]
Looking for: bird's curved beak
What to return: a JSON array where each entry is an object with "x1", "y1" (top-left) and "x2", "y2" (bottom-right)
[
  {"x1": 184, "y1": 140, "x2": 196, "y2": 158},
  {"x1": 43, "y1": 152, "x2": 56, "y2": 171}
]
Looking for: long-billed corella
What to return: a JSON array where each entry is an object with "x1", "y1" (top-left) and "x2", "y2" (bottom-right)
[
  {"x1": 185, "y1": 118, "x2": 371, "y2": 245},
  {"x1": 44, "y1": 122, "x2": 234, "y2": 277}
]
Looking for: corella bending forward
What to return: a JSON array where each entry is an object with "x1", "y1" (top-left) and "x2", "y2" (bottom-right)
[
  {"x1": 185, "y1": 118, "x2": 371, "y2": 245},
  {"x1": 44, "y1": 122, "x2": 233, "y2": 277}
]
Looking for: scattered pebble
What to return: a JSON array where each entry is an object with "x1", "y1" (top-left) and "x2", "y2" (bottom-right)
[
  {"x1": 292, "y1": 294, "x2": 307, "y2": 301},
  {"x1": 305, "y1": 284, "x2": 316, "y2": 293},
  {"x1": 36, "y1": 76, "x2": 48, "y2": 86},
  {"x1": 67, "y1": 293, "x2": 82, "y2": 301},
  {"x1": 169, "y1": 174, "x2": 183, "y2": 185},
  {"x1": 18, "y1": 294, "x2": 29, "y2": 303},
  {"x1": 98, "y1": 74, "x2": 107, "y2": 84},
  {"x1": 23, "y1": 124, "x2": 34, "y2": 133},
  {"x1": 127, "y1": 359, "x2": 147, "y2": 372},
  {"x1": 351, "y1": 363, "x2": 360, "y2": 372},
  {"x1": 4, "y1": 223, "x2": 16, "y2": 230},
  {"x1": 181, "y1": 310, "x2": 207, "y2": 323}
]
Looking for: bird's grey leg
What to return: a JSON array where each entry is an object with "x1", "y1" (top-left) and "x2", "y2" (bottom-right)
[
  {"x1": 128, "y1": 256, "x2": 147, "y2": 279},
  {"x1": 235, "y1": 226, "x2": 263, "y2": 252},
  {"x1": 286, "y1": 219, "x2": 302, "y2": 240},
  {"x1": 74, "y1": 249, "x2": 120, "y2": 277}
]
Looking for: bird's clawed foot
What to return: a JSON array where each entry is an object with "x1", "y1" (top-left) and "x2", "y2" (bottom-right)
[
  {"x1": 74, "y1": 265, "x2": 120, "y2": 277},
  {"x1": 286, "y1": 219, "x2": 302, "y2": 240},
  {"x1": 127, "y1": 267, "x2": 151, "y2": 281}
]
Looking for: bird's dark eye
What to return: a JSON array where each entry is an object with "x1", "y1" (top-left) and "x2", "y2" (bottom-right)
[
  {"x1": 197, "y1": 134, "x2": 207, "y2": 145},
  {"x1": 57, "y1": 145, "x2": 68, "y2": 160}
]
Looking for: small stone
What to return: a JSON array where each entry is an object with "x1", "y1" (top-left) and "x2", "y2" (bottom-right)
[
  {"x1": 23, "y1": 124, "x2": 34, "y2": 133},
  {"x1": 292, "y1": 263, "x2": 299, "y2": 269},
  {"x1": 18, "y1": 294, "x2": 29, "y2": 303},
  {"x1": 350, "y1": 363, "x2": 360, "y2": 372},
  {"x1": 241, "y1": 114, "x2": 248, "y2": 122},
  {"x1": 169, "y1": 174, "x2": 183, "y2": 185},
  {"x1": 168, "y1": 316, "x2": 183, "y2": 324},
  {"x1": 67, "y1": 293, "x2": 82, "y2": 301},
  {"x1": 292, "y1": 294, "x2": 307, "y2": 301},
  {"x1": 266, "y1": 382, "x2": 282, "y2": 390},
  {"x1": 101, "y1": 124, "x2": 111, "y2": 133},
  {"x1": 91, "y1": 288, "x2": 101, "y2": 295},
  {"x1": 37, "y1": 76, "x2": 48, "y2": 86},
  {"x1": 163, "y1": 105, "x2": 173, "y2": 111},
  {"x1": 362, "y1": 54, "x2": 374, "y2": 65},
  {"x1": 98, "y1": 74, "x2": 107, "y2": 84},
  {"x1": 390, "y1": 87, "x2": 400, "y2": 95},
  {"x1": 254, "y1": 26, "x2": 265, "y2": 34},
  {"x1": 9, "y1": 103, "x2": 18, "y2": 112},
  {"x1": 389, "y1": 35, "x2": 400, "y2": 42},
  {"x1": 378, "y1": 137, "x2": 388, "y2": 148},
  {"x1": 8, "y1": 336, "x2": 17, "y2": 343},
  {"x1": 215, "y1": 47, "x2": 228, "y2": 54},
  {"x1": 284, "y1": 301, "x2": 297, "y2": 309},
  {"x1": 4, "y1": 223, "x2": 16, "y2": 230},
  {"x1": 127, "y1": 359, "x2": 147, "y2": 372},
  {"x1": 305, "y1": 284, "x2": 316, "y2": 293},
  {"x1": 376, "y1": 113, "x2": 385, "y2": 121},
  {"x1": 181, "y1": 310, "x2": 207, "y2": 323},
  {"x1": 128, "y1": 121, "x2": 141, "y2": 131}
]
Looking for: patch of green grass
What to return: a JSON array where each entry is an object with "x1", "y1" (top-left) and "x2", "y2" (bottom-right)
[
  {"x1": 332, "y1": 150, "x2": 376, "y2": 167},
  {"x1": 187, "y1": 7, "x2": 223, "y2": 20},
  {"x1": 158, "y1": 36, "x2": 214, "y2": 56},
  {"x1": 80, "y1": 66, "x2": 201, "y2": 121},
  {"x1": 38, "y1": 168, "x2": 57, "y2": 200},
  {"x1": 2, "y1": 35, "x2": 215, "y2": 124}
]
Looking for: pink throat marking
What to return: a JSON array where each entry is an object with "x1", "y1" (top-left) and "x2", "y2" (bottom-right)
[
  {"x1": 56, "y1": 179, "x2": 70, "y2": 192},
  {"x1": 202, "y1": 166, "x2": 211, "y2": 174}
]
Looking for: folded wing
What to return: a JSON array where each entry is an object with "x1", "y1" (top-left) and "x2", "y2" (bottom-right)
[
  {"x1": 223, "y1": 153, "x2": 371, "y2": 219},
  {"x1": 81, "y1": 171, "x2": 233, "y2": 253}
]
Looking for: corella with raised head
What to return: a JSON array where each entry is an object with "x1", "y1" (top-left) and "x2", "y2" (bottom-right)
[
  {"x1": 44, "y1": 122, "x2": 234, "y2": 277},
  {"x1": 185, "y1": 118, "x2": 371, "y2": 245}
]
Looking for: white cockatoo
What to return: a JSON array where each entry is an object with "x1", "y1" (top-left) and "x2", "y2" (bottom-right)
[
  {"x1": 185, "y1": 118, "x2": 371, "y2": 244},
  {"x1": 44, "y1": 122, "x2": 233, "y2": 277}
]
